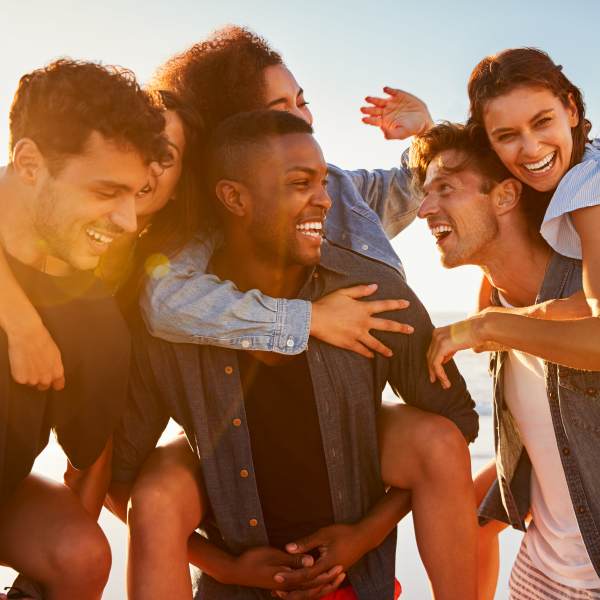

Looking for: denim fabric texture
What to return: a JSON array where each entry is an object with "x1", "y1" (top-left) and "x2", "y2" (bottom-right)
[
  {"x1": 479, "y1": 252, "x2": 600, "y2": 577},
  {"x1": 115, "y1": 240, "x2": 478, "y2": 600}
]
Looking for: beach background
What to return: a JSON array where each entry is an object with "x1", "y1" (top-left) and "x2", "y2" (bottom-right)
[{"x1": 0, "y1": 312, "x2": 522, "y2": 600}]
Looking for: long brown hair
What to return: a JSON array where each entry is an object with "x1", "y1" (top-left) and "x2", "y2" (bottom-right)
[{"x1": 467, "y1": 48, "x2": 591, "y2": 170}]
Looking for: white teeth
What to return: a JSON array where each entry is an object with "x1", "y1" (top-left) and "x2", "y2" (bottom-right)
[
  {"x1": 430, "y1": 225, "x2": 453, "y2": 239},
  {"x1": 296, "y1": 221, "x2": 323, "y2": 237},
  {"x1": 85, "y1": 227, "x2": 115, "y2": 245},
  {"x1": 523, "y1": 152, "x2": 556, "y2": 172}
]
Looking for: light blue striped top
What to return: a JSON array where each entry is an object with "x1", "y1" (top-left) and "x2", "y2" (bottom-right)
[{"x1": 541, "y1": 139, "x2": 600, "y2": 259}]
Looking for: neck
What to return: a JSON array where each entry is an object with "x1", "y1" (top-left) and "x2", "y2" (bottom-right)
[
  {"x1": 477, "y1": 220, "x2": 550, "y2": 307},
  {"x1": 0, "y1": 167, "x2": 70, "y2": 274},
  {"x1": 213, "y1": 231, "x2": 308, "y2": 298}
]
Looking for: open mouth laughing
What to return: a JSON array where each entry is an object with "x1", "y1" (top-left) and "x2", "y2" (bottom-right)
[
  {"x1": 430, "y1": 224, "x2": 453, "y2": 245},
  {"x1": 296, "y1": 220, "x2": 324, "y2": 241},
  {"x1": 85, "y1": 226, "x2": 118, "y2": 252},
  {"x1": 522, "y1": 151, "x2": 556, "y2": 174}
]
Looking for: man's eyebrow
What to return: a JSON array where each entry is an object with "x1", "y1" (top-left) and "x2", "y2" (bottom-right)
[
  {"x1": 490, "y1": 109, "x2": 554, "y2": 136},
  {"x1": 266, "y1": 89, "x2": 304, "y2": 108},
  {"x1": 422, "y1": 173, "x2": 450, "y2": 192},
  {"x1": 286, "y1": 166, "x2": 329, "y2": 176},
  {"x1": 92, "y1": 180, "x2": 134, "y2": 192}
]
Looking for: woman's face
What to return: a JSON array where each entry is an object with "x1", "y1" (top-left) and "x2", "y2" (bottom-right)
[
  {"x1": 136, "y1": 109, "x2": 186, "y2": 218},
  {"x1": 262, "y1": 64, "x2": 313, "y2": 126},
  {"x1": 483, "y1": 86, "x2": 579, "y2": 192}
]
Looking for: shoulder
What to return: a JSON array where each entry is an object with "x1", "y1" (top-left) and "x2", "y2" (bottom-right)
[{"x1": 546, "y1": 142, "x2": 600, "y2": 219}]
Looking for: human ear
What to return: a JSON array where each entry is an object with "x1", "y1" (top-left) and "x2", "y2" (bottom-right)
[
  {"x1": 494, "y1": 178, "x2": 522, "y2": 216},
  {"x1": 566, "y1": 93, "x2": 580, "y2": 128},
  {"x1": 215, "y1": 179, "x2": 248, "y2": 217},
  {"x1": 11, "y1": 139, "x2": 46, "y2": 185}
]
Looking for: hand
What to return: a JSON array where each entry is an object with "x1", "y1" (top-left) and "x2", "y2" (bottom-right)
[
  {"x1": 6, "y1": 320, "x2": 65, "y2": 391},
  {"x1": 226, "y1": 546, "x2": 343, "y2": 593},
  {"x1": 274, "y1": 523, "x2": 370, "y2": 598},
  {"x1": 311, "y1": 284, "x2": 414, "y2": 359},
  {"x1": 361, "y1": 87, "x2": 433, "y2": 140},
  {"x1": 427, "y1": 315, "x2": 488, "y2": 389}
]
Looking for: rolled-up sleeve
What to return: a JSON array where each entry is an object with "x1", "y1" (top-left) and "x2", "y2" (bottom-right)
[
  {"x1": 344, "y1": 150, "x2": 419, "y2": 239},
  {"x1": 140, "y1": 234, "x2": 311, "y2": 354}
]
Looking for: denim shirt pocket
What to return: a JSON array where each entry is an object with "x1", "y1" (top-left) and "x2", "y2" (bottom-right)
[
  {"x1": 557, "y1": 365, "x2": 600, "y2": 435},
  {"x1": 349, "y1": 202, "x2": 382, "y2": 225}
]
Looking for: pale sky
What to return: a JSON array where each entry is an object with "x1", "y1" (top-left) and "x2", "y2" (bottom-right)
[{"x1": 1, "y1": 0, "x2": 598, "y2": 312}]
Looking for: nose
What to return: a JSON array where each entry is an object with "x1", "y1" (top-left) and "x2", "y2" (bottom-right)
[
  {"x1": 110, "y1": 194, "x2": 138, "y2": 234},
  {"x1": 313, "y1": 185, "x2": 332, "y2": 214},
  {"x1": 417, "y1": 194, "x2": 438, "y2": 220},
  {"x1": 521, "y1": 132, "x2": 542, "y2": 158}
]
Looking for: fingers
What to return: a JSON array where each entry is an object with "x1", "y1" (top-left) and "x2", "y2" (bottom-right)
[
  {"x1": 52, "y1": 374, "x2": 66, "y2": 391},
  {"x1": 314, "y1": 572, "x2": 346, "y2": 598},
  {"x1": 364, "y1": 95, "x2": 388, "y2": 107},
  {"x1": 360, "y1": 106, "x2": 383, "y2": 117},
  {"x1": 365, "y1": 298, "x2": 410, "y2": 315},
  {"x1": 286, "y1": 532, "x2": 323, "y2": 555},
  {"x1": 347, "y1": 342, "x2": 375, "y2": 359},
  {"x1": 340, "y1": 283, "x2": 378, "y2": 300},
  {"x1": 361, "y1": 116, "x2": 382, "y2": 127},
  {"x1": 427, "y1": 340, "x2": 452, "y2": 389},
  {"x1": 369, "y1": 317, "x2": 414, "y2": 335},
  {"x1": 274, "y1": 564, "x2": 344, "y2": 592},
  {"x1": 359, "y1": 333, "x2": 393, "y2": 357}
]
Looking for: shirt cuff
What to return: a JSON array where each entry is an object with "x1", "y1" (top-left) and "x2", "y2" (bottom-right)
[{"x1": 273, "y1": 299, "x2": 311, "y2": 354}]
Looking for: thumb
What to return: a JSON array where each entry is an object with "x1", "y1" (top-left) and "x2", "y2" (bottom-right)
[
  {"x1": 340, "y1": 283, "x2": 378, "y2": 300},
  {"x1": 286, "y1": 531, "x2": 324, "y2": 554}
]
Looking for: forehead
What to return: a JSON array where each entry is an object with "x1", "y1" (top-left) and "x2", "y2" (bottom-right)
[
  {"x1": 57, "y1": 131, "x2": 148, "y2": 189},
  {"x1": 262, "y1": 64, "x2": 301, "y2": 100},
  {"x1": 256, "y1": 133, "x2": 326, "y2": 175},
  {"x1": 484, "y1": 85, "x2": 561, "y2": 126},
  {"x1": 424, "y1": 149, "x2": 484, "y2": 189}
]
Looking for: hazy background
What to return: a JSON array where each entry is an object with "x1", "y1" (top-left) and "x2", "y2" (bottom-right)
[{"x1": 1, "y1": 0, "x2": 599, "y2": 312}]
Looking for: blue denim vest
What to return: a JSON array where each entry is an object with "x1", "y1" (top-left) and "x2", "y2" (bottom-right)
[{"x1": 480, "y1": 252, "x2": 600, "y2": 576}]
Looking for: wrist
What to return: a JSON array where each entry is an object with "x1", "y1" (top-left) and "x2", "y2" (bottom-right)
[{"x1": 210, "y1": 553, "x2": 238, "y2": 585}]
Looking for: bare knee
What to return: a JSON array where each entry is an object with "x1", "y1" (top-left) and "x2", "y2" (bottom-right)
[
  {"x1": 128, "y1": 460, "x2": 203, "y2": 538},
  {"x1": 47, "y1": 521, "x2": 111, "y2": 590},
  {"x1": 414, "y1": 415, "x2": 471, "y2": 480}
]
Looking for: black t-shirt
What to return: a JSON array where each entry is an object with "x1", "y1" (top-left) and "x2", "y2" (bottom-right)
[
  {"x1": 238, "y1": 351, "x2": 334, "y2": 550},
  {"x1": 0, "y1": 254, "x2": 130, "y2": 500}
]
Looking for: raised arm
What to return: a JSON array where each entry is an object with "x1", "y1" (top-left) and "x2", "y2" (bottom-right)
[
  {"x1": 0, "y1": 245, "x2": 64, "y2": 390},
  {"x1": 142, "y1": 236, "x2": 413, "y2": 358}
]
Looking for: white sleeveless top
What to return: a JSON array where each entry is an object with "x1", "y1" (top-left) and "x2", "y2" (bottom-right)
[{"x1": 541, "y1": 139, "x2": 600, "y2": 259}]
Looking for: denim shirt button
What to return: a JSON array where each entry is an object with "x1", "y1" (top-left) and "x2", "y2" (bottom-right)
[
  {"x1": 241, "y1": 340, "x2": 251, "y2": 349},
  {"x1": 240, "y1": 469, "x2": 249, "y2": 478},
  {"x1": 562, "y1": 446, "x2": 571, "y2": 456},
  {"x1": 232, "y1": 418, "x2": 242, "y2": 427},
  {"x1": 577, "y1": 505, "x2": 586, "y2": 514},
  {"x1": 586, "y1": 387, "x2": 597, "y2": 396},
  {"x1": 361, "y1": 244, "x2": 369, "y2": 251},
  {"x1": 225, "y1": 366, "x2": 234, "y2": 375},
  {"x1": 286, "y1": 338, "x2": 295, "y2": 348},
  {"x1": 249, "y1": 518, "x2": 258, "y2": 527}
]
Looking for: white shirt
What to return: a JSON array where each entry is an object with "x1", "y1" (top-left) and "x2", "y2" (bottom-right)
[{"x1": 500, "y1": 292, "x2": 600, "y2": 588}]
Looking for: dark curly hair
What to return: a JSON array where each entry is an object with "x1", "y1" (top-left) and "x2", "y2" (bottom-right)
[
  {"x1": 151, "y1": 25, "x2": 283, "y2": 134},
  {"x1": 468, "y1": 48, "x2": 591, "y2": 171},
  {"x1": 9, "y1": 58, "x2": 169, "y2": 173}
]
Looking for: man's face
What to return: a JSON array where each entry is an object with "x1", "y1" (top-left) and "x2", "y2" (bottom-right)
[
  {"x1": 242, "y1": 133, "x2": 331, "y2": 268},
  {"x1": 34, "y1": 131, "x2": 150, "y2": 270},
  {"x1": 417, "y1": 150, "x2": 498, "y2": 268}
]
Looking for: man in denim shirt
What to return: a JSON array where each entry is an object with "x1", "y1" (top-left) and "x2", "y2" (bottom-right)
[
  {"x1": 413, "y1": 122, "x2": 600, "y2": 598},
  {"x1": 113, "y1": 112, "x2": 478, "y2": 600}
]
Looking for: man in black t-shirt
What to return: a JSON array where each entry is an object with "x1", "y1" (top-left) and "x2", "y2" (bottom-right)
[{"x1": 0, "y1": 60, "x2": 166, "y2": 599}]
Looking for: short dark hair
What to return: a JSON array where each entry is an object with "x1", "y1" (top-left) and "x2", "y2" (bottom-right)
[
  {"x1": 152, "y1": 26, "x2": 283, "y2": 134},
  {"x1": 9, "y1": 59, "x2": 169, "y2": 173},
  {"x1": 410, "y1": 121, "x2": 512, "y2": 193},
  {"x1": 204, "y1": 109, "x2": 313, "y2": 225}
]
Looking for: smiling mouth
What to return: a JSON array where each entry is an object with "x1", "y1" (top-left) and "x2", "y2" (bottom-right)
[
  {"x1": 522, "y1": 151, "x2": 556, "y2": 174},
  {"x1": 85, "y1": 227, "x2": 117, "y2": 247},
  {"x1": 296, "y1": 221, "x2": 324, "y2": 239},
  {"x1": 430, "y1": 224, "x2": 453, "y2": 244}
]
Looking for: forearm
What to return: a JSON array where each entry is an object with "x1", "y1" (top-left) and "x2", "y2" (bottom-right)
[
  {"x1": 354, "y1": 488, "x2": 411, "y2": 552},
  {"x1": 482, "y1": 311, "x2": 600, "y2": 370},
  {"x1": 486, "y1": 291, "x2": 591, "y2": 320},
  {"x1": 187, "y1": 532, "x2": 236, "y2": 584}
]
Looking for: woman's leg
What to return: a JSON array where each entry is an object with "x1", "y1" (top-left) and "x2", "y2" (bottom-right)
[
  {"x1": 474, "y1": 459, "x2": 507, "y2": 600},
  {"x1": 126, "y1": 433, "x2": 206, "y2": 600},
  {"x1": 0, "y1": 474, "x2": 111, "y2": 600},
  {"x1": 378, "y1": 403, "x2": 478, "y2": 600}
]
